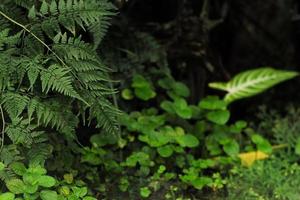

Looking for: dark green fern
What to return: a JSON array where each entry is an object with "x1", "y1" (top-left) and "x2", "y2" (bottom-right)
[{"x1": 0, "y1": 0, "x2": 118, "y2": 181}]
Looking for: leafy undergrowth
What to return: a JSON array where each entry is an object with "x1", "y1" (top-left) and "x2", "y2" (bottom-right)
[
  {"x1": 228, "y1": 157, "x2": 300, "y2": 200},
  {"x1": 0, "y1": 1, "x2": 299, "y2": 200}
]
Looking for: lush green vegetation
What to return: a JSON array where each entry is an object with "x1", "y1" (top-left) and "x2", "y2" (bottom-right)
[{"x1": 0, "y1": 0, "x2": 300, "y2": 199}]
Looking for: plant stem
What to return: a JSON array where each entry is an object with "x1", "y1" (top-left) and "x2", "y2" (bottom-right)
[{"x1": 0, "y1": 105, "x2": 5, "y2": 153}]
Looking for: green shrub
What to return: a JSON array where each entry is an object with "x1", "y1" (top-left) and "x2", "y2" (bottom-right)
[
  {"x1": 228, "y1": 158, "x2": 300, "y2": 200},
  {"x1": 255, "y1": 105, "x2": 300, "y2": 157}
]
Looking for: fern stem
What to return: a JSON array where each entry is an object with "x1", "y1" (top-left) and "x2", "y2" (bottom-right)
[
  {"x1": 109, "y1": 81, "x2": 123, "y2": 161},
  {"x1": 0, "y1": 105, "x2": 5, "y2": 153},
  {"x1": 0, "y1": 10, "x2": 67, "y2": 67}
]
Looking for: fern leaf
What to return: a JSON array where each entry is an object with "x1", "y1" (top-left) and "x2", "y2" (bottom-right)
[
  {"x1": 0, "y1": 29, "x2": 20, "y2": 50},
  {"x1": 40, "y1": 1, "x2": 49, "y2": 15},
  {"x1": 13, "y1": 0, "x2": 35, "y2": 9},
  {"x1": 28, "y1": 98, "x2": 77, "y2": 140},
  {"x1": 27, "y1": 143, "x2": 52, "y2": 166},
  {"x1": 53, "y1": 33, "x2": 98, "y2": 61},
  {"x1": 1, "y1": 93, "x2": 29, "y2": 119},
  {"x1": 40, "y1": 64, "x2": 80, "y2": 99},
  {"x1": 0, "y1": 145, "x2": 22, "y2": 166},
  {"x1": 89, "y1": 97, "x2": 121, "y2": 134},
  {"x1": 19, "y1": 56, "x2": 44, "y2": 89},
  {"x1": 209, "y1": 68, "x2": 298, "y2": 103},
  {"x1": 6, "y1": 118, "x2": 33, "y2": 146},
  {"x1": 28, "y1": 0, "x2": 115, "y2": 37}
]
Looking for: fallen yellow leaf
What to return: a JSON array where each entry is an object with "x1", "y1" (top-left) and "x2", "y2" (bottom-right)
[
  {"x1": 238, "y1": 144, "x2": 288, "y2": 167},
  {"x1": 238, "y1": 151, "x2": 269, "y2": 167}
]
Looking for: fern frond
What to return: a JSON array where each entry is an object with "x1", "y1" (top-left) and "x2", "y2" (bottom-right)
[
  {"x1": 13, "y1": 0, "x2": 36, "y2": 9},
  {"x1": 53, "y1": 33, "x2": 99, "y2": 61},
  {"x1": 67, "y1": 60, "x2": 102, "y2": 72},
  {"x1": 27, "y1": 143, "x2": 53, "y2": 166},
  {"x1": 89, "y1": 97, "x2": 121, "y2": 134},
  {"x1": 40, "y1": 64, "x2": 81, "y2": 99},
  {"x1": 28, "y1": 98, "x2": 78, "y2": 136},
  {"x1": 89, "y1": 17, "x2": 111, "y2": 48},
  {"x1": 0, "y1": 28, "x2": 20, "y2": 50},
  {"x1": 26, "y1": 0, "x2": 115, "y2": 37},
  {"x1": 0, "y1": 59, "x2": 12, "y2": 91},
  {"x1": 6, "y1": 118, "x2": 33, "y2": 146},
  {"x1": 23, "y1": 24, "x2": 45, "y2": 55},
  {"x1": 78, "y1": 71, "x2": 110, "y2": 83},
  {"x1": 0, "y1": 145, "x2": 22, "y2": 165},
  {"x1": 0, "y1": 169, "x2": 17, "y2": 182},
  {"x1": 1, "y1": 93, "x2": 30, "y2": 119},
  {"x1": 0, "y1": 0, "x2": 119, "y2": 140}
]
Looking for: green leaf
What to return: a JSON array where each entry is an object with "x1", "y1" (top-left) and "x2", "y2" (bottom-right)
[
  {"x1": 209, "y1": 68, "x2": 298, "y2": 103},
  {"x1": 40, "y1": 1, "x2": 49, "y2": 15},
  {"x1": 206, "y1": 110, "x2": 230, "y2": 125},
  {"x1": 27, "y1": 165, "x2": 47, "y2": 175},
  {"x1": 90, "y1": 133, "x2": 117, "y2": 147},
  {"x1": 0, "y1": 162, "x2": 5, "y2": 171},
  {"x1": 176, "y1": 134, "x2": 199, "y2": 148},
  {"x1": 132, "y1": 74, "x2": 156, "y2": 101},
  {"x1": 6, "y1": 179, "x2": 25, "y2": 194},
  {"x1": 229, "y1": 121, "x2": 247, "y2": 134},
  {"x1": 223, "y1": 140, "x2": 239, "y2": 156},
  {"x1": 10, "y1": 162, "x2": 26, "y2": 176},
  {"x1": 28, "y1": 6, "x2": 36, "y2": 19},
  {"x1": 59, "y1": 186, "x2": 70, "y2": 196},
  {"x1": 160, "y1": 101, "x2": 175, "y2": 114},
  {"x1": 235, "y1": 120, "x2": 247, "y2": 129},
  {"x1": 38, "y1": 175, "x2": 56, "y2": 187},
  {"x1": 190, "y1": 177, "x2": 213, "y2": 190},
  {"x1": 199, "y1": 96, "x2": 227, "y2": 110},
  {"x1": 23, "y1": 173, "x2": 40, "y2": 185},
  {"x1": 24, "y1": 184, "x2": 39, "y2": 194},
  {"x1": 23, "y1": 193, "x2": 39, "y2": 199},
  {"x1": 173, "y1": 98, "x2": 193, "y2": 119},
  {"x1": 158, "y1": 165, "x2": 166, "y2": 174},
  {"x1": 257, "y1": 140, "x2": 272, "y2": 154},
  {"x1": 121, "y1": 89, "x2": 134, "y2": 100},
  {"x1": 251, "y1": 134, "x2": 264, "y2": 144},
  {"x1": 132, "y1": 75, "x2": 149, "y2": 88},
  {"x1": 63, "y1": 173, "x2": 73, "y2": 184},
  {"x1": 124, "y1": 152, "x2": 151, "y2": 167},
  {"x1": 71, "y1": 187, "x2": 87, "y2": 198},
  {"x1": 0, "y1": 192, "x2": 15, "y2": 200},
  {"x1": 140, "y1": 187, "x2": 151, "y2": 198},
  {"x1": 134, "y1": 88, "x2": 156, "y2": 101},
  {"x1": 158, "y1": 77, "x2": 174, "y2": 89},
  {"x1": 83, "y1": 197, "x2": 97, "y2": 200},
  {"x1": 295, "y1": 138, "x2": 300, "y2": 155},
  {"x1": 157, "y1": 145, "x2": 173, "y2": 157},
  {"x1": 251, "y1": 134, "x2": 272, "y2": 154},
  {"x1": 40, "y1": 190, "x2": 58, "y2": 200},
  {"x1": 172, "y1": 82, "x2": 190, "y2": 97}
]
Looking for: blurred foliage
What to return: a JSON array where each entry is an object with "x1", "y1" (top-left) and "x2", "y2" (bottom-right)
[{"x1": 228, "y1": 158, "x2": 300, "y2": 200}]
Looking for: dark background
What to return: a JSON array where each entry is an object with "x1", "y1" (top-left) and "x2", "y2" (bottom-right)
[{"x1": 109, "y1": 0, "x2": 300, "y2": 117}]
